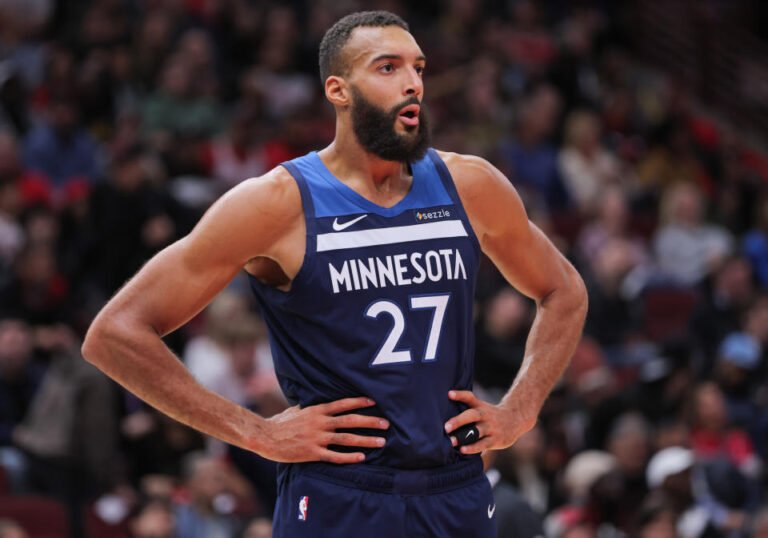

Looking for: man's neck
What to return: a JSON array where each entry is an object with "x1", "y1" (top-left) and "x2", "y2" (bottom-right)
[{"x1": 319, "y1": 129, "x2": 410, "y2": 193}]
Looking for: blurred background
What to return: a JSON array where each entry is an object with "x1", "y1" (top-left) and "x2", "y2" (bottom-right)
[{"x1": 0, "y1": 0, "x2": 767, "y2": 537}]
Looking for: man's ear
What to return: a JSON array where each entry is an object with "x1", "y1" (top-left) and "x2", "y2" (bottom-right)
[{"x1": 325, "y1": 76, "x2": 350, "y2": 108}]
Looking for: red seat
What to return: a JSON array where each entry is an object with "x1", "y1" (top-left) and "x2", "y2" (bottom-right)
[
  {"x1": 0, "y1": 465, "x2": 9, "y2": 495},
  {"x1": 642, "y1": 286, "x2": 699, "y2": 342},
  {"x1": 0, "y1": 495, "x2": 68, "y2": 538},
  {"x1": 84, "y1": 504, "x2": 132, "y2": 538}
]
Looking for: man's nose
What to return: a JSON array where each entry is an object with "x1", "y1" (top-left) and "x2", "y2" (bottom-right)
[{"x1": 404, "y1": 67, "x2": 423, "y2": 98}]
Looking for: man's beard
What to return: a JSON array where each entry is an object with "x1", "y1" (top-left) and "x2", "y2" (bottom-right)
[{"x1": 350, "y1": 86, "x2": 431, "y2": 163}]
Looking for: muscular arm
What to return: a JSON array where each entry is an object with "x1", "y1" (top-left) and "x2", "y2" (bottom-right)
[
  {"x1": 441, "y1": 152, "x2": 588, "y2": 450},
  {"x1": 82, "y1": 169, "x2": 387, "y2": 463}
]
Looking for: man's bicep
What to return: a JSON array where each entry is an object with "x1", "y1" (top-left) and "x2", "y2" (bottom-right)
[
  {"x1": 97, "y1": 176, "x2": 290, "y2": 336},
  {"x1": 484, "y1": 218, "x2": 571, "y2": 302},
  {"x1": 457, "y1": 156, "x2": 572, "y2": 302},
  {"x1": 104, "y1": 236, "x2": 246, "y2": 337}
]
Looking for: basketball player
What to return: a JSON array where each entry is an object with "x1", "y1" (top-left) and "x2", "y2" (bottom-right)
[{"x1": 83, "y1": 11, "x2": 587, "y2": 537}]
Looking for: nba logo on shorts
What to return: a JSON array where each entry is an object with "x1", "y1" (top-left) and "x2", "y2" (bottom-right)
[{"x1": 298, "y1": 496, "x2": 309, "y2": 521}]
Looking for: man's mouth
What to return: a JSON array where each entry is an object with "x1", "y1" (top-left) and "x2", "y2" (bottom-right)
[{"x1": 398, "y1": 104, "x2": 420, "y2": 127}]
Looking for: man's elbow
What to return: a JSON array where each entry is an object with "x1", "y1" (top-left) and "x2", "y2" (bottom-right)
[
  {"x1": 545, "y1": 264, "x2": 588, "y2": 319},
  {"x1": 82, "y1": 321, "x2": 105, "y2": 365},
  {"x1": 538, "y1": 269, "x2": 588, "y2": 326},
  {"x1": 566, "y1": 270, "x2": 589, "y2": 322},
  {"x1": 82, "y1": 316, "x2": 119, "y2": 367}
]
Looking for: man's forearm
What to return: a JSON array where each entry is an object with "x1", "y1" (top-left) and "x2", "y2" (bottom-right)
[
  {"x1": 501, "y1": 275, "x2": 587, "y2": 423},
  {"x1": 82, "y1": 319, "x2": 267, "y2": 454}
]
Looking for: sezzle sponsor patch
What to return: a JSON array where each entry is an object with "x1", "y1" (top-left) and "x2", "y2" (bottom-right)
[{"x1": 414, "y1": 207, "x2": 452, "y2": 223}]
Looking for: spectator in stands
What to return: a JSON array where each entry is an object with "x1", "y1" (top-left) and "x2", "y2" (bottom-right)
[
  {"x1": 715, "y1": 333, "x2": 763, "y2": 428},
  {"x1": 630, "y1": 496, "x2": 678, "y2": 538},
  {"x1": 130, "y1": 500, "x2": 175, "y2": 538},
  {"x1": 0, "y1": 519, "x2": 27, "y2": 538},
  {"x1": 184, "y1": 291, "x2": 247, "y2": 384},
  {"x1": 249, "y1": 9, "x2": 315, "y2": 121},
  {"x1": 742, "y1": 295, "x2": 768, "y2": 359},
  {"x1": 241, "y1": 516, "x2": 272, "y2": 538},
  {"x1": 544, "y1": 450, "x2": 616, "y2": 537},
  {"x1": 0, "y1": 170, "x2": 24, "y2": 276},
  {"x1": 133, "y1": 9, "x2": 177, "y2": 90},
  {"x1": 142, "y1": 55, "x2": 223, "y2": 145},
  {"x1": 0, "y1": 130, "x2": 44, "y2": 197},
  {"x1": 558, "y1": 110, "x2": 622, "y2": 215},
  {"x1": 498, "y1": 84, "x2": 570, "y2": 212},
  {"x1": 688, "y1": 382, "x2": 761, "y2": 480},
  {"x1": 563, "y1": 338, "x2": 629, "y2": 449},
  {"x1": 653, "y1": 181, "x2": 733, "y2": 286},
  {"x1": 629, "y1": 345, "x2": 694, "y2": 428},
  {"x1": 20, "y1": 206, "x2": 59, "y2": 249},
  {"x1": 0, "y1": 68, "x2": 31, "y2": 137},
  {"x1": 0, "y1": 242, "x2": 69, "y2": 325},
  {"x1": 503, "y1": 0, "x2": 557, "y2": 82},
  {"x1": 743, "y1": 192, "x2": 768, "y2": 287},
  {"x1": 88, "y1": 143, "x2": 179, "y2": 296},
  {"x1": 500, "y1": 425, "x2": 551, "y2": 514},
  {"x1": 174, "y1": 453, "x2": 254, "y2": 538},
  {"x1": 601, "y1": 413, "x2": 651, "y2": 532},
  {"x1": 583, "y1": 236, "x2": 643, "y2": 350},
  {"x1": 22, "y1": 93, "x2": 102, "y2": 187},
  {"x1": 13, "y1": 323, "x2": 117, "y2": 536},
  {"x1": 460, "y1": 57, "x2": 510, "y2": 160},
  {"x1": 202, "y1": 104, "x2": 268, "y2": 188},
  {"x1": 77, "y1": 1, "x2": 130, "y2": 52},
  {"x1": 754, "y1": 507, "x2": 768, "y2": 538},
  {"x1": 175, "y1": 29, "x2": 220, "y2": 100},
  {"x1": 645, "y1": 447, "x2": 725, "y2": 538},
  {"x1": 210, "y1": 311, "x2": 278, "y2": 412},
  {"x1": 474, "y1": 287, "x2": 532, "y2": 390},
  {"x1": 577, "y1": 186, "x2": 649, "y2": 271},
  {"x1": 0, "y1": 319, "x2": 43, "y2": 492},
  {"x1": 482, "y1": 448, "x2": 545, "y2": 538},
  {"x1": 689, "y1": 255, "x2": 755, "y2": 375},
  {"x1": 184, "y1": 291, "x2": 280, "y2": 410},
  {"x1": 56, "y1": 178, "x2": 95, "y2": 296},
  {"x1": 637, "y1": 120, "x2": 712, "y2": 196},
  {"x1": 549, "y1": 11, "x2": 602, "y2": 111},
  {"x1": 121, "y1": 405, "x2": 205, "y2": 483}
]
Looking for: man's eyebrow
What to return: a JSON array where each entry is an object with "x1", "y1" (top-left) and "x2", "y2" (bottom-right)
[{"x1": 369, "y1": 54, "x2": 427, "y2": 64}]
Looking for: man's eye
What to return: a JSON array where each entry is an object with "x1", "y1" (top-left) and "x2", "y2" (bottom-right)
[
  {"x1": 415, "y1": 66, "x2": 425, "y2": 75},
  {"x1": 380, "y1": 64, "x2": 394, "y2": 73}
]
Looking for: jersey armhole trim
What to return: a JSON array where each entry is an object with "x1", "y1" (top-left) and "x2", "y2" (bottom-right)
[
  {"x1": 427, "y1": 149, "x2": 482, "y2": 257},
  {"x1": 281, "y1": 161, "x2": 317, "y2": 244},
  {"x1": 248, "y1": 162, "x2": 315, "y2": 300}
]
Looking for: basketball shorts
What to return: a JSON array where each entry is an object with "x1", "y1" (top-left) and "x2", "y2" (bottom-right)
[{"x1": 272, "y1": 458, "x2": 497, "y2": 537}]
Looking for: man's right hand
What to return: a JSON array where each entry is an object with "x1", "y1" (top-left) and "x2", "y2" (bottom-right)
[{"x1": 258, "y1": 397, "x2": 389, "y2": 464}]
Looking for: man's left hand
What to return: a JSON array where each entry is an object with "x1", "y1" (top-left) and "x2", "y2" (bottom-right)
[{"x1": 444, "y1": 390, "x2": 535, "y2": 455}]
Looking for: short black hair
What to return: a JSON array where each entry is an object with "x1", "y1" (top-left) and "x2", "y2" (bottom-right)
[{"x1": 318, "y1": 11, "x2": 409, "y2": 84}]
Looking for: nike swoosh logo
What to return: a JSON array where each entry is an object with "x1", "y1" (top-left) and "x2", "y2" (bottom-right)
[
  {"x1": 465, "y1": 430, "x2": 476, "y2": 439},
  {"x1": 487, "y1": 504, "x2": 496, "y2": 518},
  {"x1": 332, "y1": 214, "x2": 368, "y2": 231}
]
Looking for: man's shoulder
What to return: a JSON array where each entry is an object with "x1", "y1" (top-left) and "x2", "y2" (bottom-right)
[
  {"x1": 431, "y1": 149, "x2": 527, "y2": 241},
  {"x1": 434, "y1": 149, "x2": 497, "y2": 176},
  {"x1": 432, "y1": 150, "x2": 506, "y2": 195},
  {"x1": 209, "y1": 165, "x2": 303, "y2": 230},
  {"x1": 228, "y1": 165, "x2": 300, "y2": 206},
  {"x1": 239, "y1": 163, "x2": 296, "y2": 189},
  {"x1": 434, "y1": 149, "x2": 482, "y2": 168}
]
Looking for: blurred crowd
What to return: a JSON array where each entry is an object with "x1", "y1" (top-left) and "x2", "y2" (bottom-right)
[{"x1": 0, "y1": 0, "x2": 767, "y2": 537}]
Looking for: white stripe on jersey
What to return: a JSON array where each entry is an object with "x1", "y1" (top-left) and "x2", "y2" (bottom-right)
[{"x1": 316, "y1": 220, "x2": 468, "y2": 252}]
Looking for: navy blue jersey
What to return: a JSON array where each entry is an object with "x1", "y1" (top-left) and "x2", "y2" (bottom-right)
[{"x1": 248, "y1": 149, "x2": 480, "y2": 469}]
